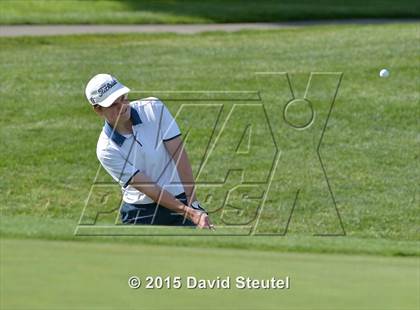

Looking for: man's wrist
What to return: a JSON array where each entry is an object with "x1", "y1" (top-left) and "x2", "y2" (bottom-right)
[{"x1": 191, "y1": 201, "x2": 208, "y2": 214}]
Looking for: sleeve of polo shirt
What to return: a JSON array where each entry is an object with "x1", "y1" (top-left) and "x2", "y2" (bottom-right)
[
  {"x1": 159, "y1": 101, "x2": 181, "y2": 142},
  {"x1": 97, "y1": 148, "x2": 139, "y2": 188}
]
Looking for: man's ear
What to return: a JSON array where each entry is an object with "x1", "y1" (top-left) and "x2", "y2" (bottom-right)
[{"x1": 92, "y1": 105, "x2": 103, "y2": 116}]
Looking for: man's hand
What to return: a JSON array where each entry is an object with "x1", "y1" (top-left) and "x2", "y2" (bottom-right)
[{"x1": 190, "y1": 209, "x2": 214, "y2": 230}]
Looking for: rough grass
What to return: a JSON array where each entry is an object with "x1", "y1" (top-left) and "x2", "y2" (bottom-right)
[
  {"x1": 0, "y1": 0, "x2": 419, "y2": 24},
  {"x1": 0, "y1": 24, "x2": 419, "y2": 257}
]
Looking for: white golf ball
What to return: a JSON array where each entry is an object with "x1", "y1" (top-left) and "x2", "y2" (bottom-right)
[{"x1": 379, "y1": 69, "x2": 389, "y2": 78}]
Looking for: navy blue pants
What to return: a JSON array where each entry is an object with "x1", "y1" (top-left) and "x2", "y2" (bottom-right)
[{"x1": 120, "y1": 192, "x2": 195, "y2": 226}]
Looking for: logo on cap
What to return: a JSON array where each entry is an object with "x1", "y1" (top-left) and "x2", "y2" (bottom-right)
[{"x1": 97, "y1": 79, "x2": 117, "y2": 97}]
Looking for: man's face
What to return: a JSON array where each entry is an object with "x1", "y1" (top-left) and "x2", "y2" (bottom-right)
[{"x1": 95, "y1": 94, "x2": 130, "y2": 124}]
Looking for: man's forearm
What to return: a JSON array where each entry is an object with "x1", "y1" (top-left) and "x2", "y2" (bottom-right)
[
  {"x1": 163, "y1": 137, "x2": 198, "y2": 204},
  {"x1": 174, "y1": 148, "x2": 197, "y2": 204}
]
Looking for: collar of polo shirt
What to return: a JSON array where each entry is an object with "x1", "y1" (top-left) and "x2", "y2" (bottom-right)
[{"x1": 104, "y1": 106, "x2": 142, "y2": 146}]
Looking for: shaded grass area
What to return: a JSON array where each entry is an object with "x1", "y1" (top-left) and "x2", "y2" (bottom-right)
[
  {"x1": 1, "y1": 238, "x2": 419, "y2": 310},
  {"x1": 0, "y1": 24, "x2": 419, "y2": 255},
  {"x1": 0, "y1": 0, "x2": 419, "y2": 24}
]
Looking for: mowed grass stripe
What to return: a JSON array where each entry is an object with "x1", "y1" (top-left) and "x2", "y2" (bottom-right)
[
  {"x1": 1, "y1": 238, "x2": 419, "y2": 310},
  {"x1": 1, "y1": 215, "x2": 420, "y2": 257},
  {"x1": 0, "y1": 24, "x2": 418, "y2": 249}
]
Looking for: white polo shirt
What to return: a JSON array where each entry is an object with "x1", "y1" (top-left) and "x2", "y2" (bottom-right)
[{"x1": 96, "y1": 97, "x2": 184, "y2": 204}]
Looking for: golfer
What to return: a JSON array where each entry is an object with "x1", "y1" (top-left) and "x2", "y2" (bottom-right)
[{"x1": 85, "y1": 74, "x2": 212, "y2": 228}]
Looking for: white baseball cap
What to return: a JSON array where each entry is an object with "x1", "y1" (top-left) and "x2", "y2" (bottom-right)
[{"x1": 85, "y1": 74, "x2": 130, "y2": 107}]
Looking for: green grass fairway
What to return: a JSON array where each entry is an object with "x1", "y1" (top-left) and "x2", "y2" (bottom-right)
[
  {"x1": 1, "y1": 238, "x2": 419, "y2": 310},
  {"x1": 1, "y1": 0, "x2": 419, "y2": 24}
]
